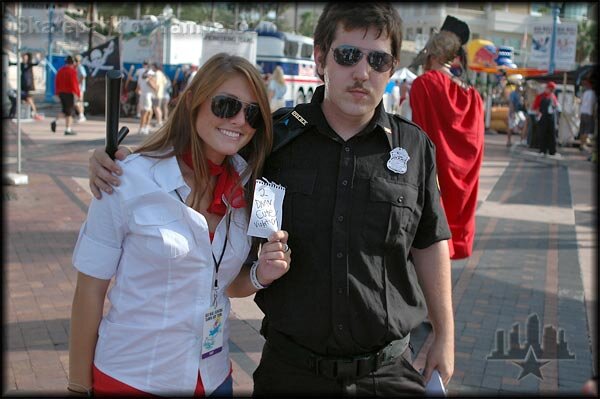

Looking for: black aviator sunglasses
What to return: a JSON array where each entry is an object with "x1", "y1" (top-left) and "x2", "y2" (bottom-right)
[
  {"x1": 211, "y1": 94, "x2": 262, "y2": 129},
  {"x1": 332, "y1": 45, "x2": 396, "y2": 73}
]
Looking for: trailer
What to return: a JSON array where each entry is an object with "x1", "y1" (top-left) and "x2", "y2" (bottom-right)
[
  {"x1": 119, "y1": 16, "x2": 257, "y2": 81},
  {"x1": 255, "y1": 23, "x2": 322, "y2": 107}
]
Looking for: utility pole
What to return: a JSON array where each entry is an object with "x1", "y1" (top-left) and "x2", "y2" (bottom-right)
[
  {"x1": 548, "y1": 3, "x2": 559, "y2": 74},
  {"x1": 45, "y1": 4, "x2": 54, "y2": 103},
  {"x1": 88, "y1": 2, "x2": 94, "y2": 51},
  {"x1": 6, "y1": 2, "x2": 29, "y2": 185}
]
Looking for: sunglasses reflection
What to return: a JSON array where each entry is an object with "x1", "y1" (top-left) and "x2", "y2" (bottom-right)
[
  {"x1": 332, "y1": 45, "x2": 396, "y2": 73},
  {"x1": 211, "y1": 94, "x2": 262, "y2": 129}
]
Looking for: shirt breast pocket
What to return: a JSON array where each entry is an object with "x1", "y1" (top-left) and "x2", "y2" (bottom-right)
[
  {"x1": 364, "y1": 178, "x2": 420, "y2": 249},
  {"x1": 131, "y1": 203, "x2": 194, "y2": 259},
  {"x1": 276, "y1": 169, "x2": 317, "y2": 235}
]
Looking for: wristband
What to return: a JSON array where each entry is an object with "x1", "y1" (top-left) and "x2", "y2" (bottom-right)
[{"x1": 250, "y1": 260, "x2": 270, "y2": 290}]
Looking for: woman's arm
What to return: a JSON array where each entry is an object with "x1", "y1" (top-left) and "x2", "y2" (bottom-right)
[
  {"x1": 227, "y1": 230, "x2": 291, "y2": 298},
  {"x1": 68, "y1": 272, "x2": 111, "y2": 393}
]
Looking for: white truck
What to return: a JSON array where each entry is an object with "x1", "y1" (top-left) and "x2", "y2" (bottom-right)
[
  {"x1": 119, "y1": 16, "x2": 257, "y2": 81},
  {"x1": 255, "y1": 23, "x2": 322, "y2": 107}
]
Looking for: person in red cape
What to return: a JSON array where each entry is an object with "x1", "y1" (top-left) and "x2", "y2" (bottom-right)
[
  {"x1": 410, "y1": 16, "x2": 485, "y2": 259},
  {"x1": 68, "y1": 54, "x2": 291, "y2": 397}
]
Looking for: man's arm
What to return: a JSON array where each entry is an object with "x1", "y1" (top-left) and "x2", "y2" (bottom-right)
[
  {"x1": 89, "y1": 147, "x2": 131, "y2": 199},
  {"x1": 411, "y1": 240, "x2": 454, "y2": 386}
]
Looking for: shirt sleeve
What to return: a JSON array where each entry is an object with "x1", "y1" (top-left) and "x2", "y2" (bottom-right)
[
  {"x1": 412, "y1": 138, "x2": 451, "y2": 249},
  {"x1": 72, "y1": 192, "x2": 126, "y2": 280}
]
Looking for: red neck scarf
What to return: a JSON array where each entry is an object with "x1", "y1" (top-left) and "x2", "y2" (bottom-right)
[{"x1": 182, "y1": 149, "x2": 247, "y2": 215}]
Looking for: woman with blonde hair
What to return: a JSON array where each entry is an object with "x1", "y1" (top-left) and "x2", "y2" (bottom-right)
[
  {"x1": 68, "y1": 53, "x2": 291, "y2": 397},
  {"x1": 267, "y1": 65, "x2": 287, "y2": 112}
]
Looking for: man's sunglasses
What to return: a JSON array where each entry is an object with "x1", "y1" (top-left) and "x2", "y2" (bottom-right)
[
  {"x1": 332, "y1": 45, "x2": 396, "y2": 73},
  {"x1": 211, "y1": 94, "x2": 262, "y2": 129}
]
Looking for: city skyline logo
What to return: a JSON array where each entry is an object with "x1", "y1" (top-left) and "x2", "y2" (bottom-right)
[{"x1": 487, "y1": 313, "x2": 575, "y2": 380}]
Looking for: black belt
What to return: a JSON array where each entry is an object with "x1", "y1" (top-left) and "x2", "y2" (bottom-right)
[{"x1": 265, "y1": 328, "x2": 410, "y2": 380}]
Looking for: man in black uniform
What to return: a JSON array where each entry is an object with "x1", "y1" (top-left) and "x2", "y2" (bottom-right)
[{"x1": 87, "y1": 3, "x2": 454, "y2": 396}]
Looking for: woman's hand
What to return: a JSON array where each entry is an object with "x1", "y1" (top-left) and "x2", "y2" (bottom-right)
[{"x1": 256, "y1": 230, "x2": 291, "y2": 286}]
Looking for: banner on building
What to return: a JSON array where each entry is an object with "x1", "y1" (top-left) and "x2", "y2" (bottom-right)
[
  {"x1": 530, "y1": 22, "x2": 577, "y2": 71},
  {"x1": 81, "y1": 37, "x2": 121, "y2": 77}
]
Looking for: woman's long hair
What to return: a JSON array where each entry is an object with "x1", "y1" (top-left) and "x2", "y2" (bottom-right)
[{"x1": 135, "y1": 53, "x2": 273, "y2": 214}]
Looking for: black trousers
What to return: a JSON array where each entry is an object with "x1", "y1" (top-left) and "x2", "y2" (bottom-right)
[
  {"x1": 538, "y1": 117, "x2": 556, "y2": 155},
  {"x1": 253, "y1": 341, "x2": 425, "y2": 397}
]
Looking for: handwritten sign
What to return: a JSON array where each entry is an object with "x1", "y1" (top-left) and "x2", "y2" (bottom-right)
[{"x1": 247, "y1": 179, "x2": 285, "y2": 238}]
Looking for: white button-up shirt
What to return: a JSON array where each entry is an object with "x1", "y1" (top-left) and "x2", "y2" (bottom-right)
[{"x1": 72, "y1": 152, "x2": 251, "y2": 396}]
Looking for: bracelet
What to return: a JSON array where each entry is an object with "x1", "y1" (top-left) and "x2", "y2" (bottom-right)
[
  {"x1": 67, "y1": 382, "x2": 92, "y2": 396},
  {"x1": 250, "y1": 260, "x2": 270, "y2": 290}
]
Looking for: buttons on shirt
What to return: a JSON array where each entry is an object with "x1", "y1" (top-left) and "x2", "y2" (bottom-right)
[
  {"x1": 398, "y1": 195, "x2": 405, "y2": 204},
  {"x1": 341, "y1": 180, "x2": 348, "y2": 186},
  {"x1": 336, "y1": 252, "x2": 343, "y2": 259},
  {"x1": 344, "y1": 146, "x2": 351, "y2": 153},
  {"x1": 337, "y1": 324, "x2": 344, "y2": 331},
  {"x1": 337, "y1": 215, "x2": 344, "y2": 222}
]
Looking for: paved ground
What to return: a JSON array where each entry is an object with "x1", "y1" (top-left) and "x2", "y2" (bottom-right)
[{"x1": 3, "y1": 106, "x2": 597, "y2": 396}]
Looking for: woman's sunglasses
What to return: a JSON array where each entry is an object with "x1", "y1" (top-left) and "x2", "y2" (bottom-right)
[
  {"x1": 211, "y1": 94, "x2": 262, "y2": 129},
  {"x1": 332, "y1": 45, "x2": 396, "y2": 73}
]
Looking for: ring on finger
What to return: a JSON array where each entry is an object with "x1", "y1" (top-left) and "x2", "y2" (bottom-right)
[{"x1": 283, "y1": 243, "x2": 290, "y2": 253}]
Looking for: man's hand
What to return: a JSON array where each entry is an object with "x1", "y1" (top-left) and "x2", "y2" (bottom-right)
[
  {"x1": 89, "y1": 146, "x2": 131, "y2": 199},
  {"x1": 422, "y1": 334, "x2": 454, "y2": 386}
]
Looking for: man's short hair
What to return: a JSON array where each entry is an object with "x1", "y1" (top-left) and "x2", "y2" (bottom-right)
[{"x1": 66, "y1": 55, "x2": 74, "y2": 64}]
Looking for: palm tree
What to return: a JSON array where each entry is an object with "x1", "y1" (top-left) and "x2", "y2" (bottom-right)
[{"x1": 576, "y1": 19, "x2": 597, "y2": 64}]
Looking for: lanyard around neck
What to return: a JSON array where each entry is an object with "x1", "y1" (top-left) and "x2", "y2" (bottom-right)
[{"x1": 175, "y1": 188, "x2": 230, "y2": 304}]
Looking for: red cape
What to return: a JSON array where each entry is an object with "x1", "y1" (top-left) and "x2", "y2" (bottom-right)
[{"x1": 410, "y1": 70, "x2": 484, "y2": 259}]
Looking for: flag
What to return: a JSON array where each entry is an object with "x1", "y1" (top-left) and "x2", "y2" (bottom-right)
[{"x1": 80, "y1": 37, "x2": 121, "y2": 78}]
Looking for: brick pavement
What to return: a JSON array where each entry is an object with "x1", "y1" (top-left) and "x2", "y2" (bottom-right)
[{"x1": 3, "y1": 115, "x2": 596, "y2": 397}]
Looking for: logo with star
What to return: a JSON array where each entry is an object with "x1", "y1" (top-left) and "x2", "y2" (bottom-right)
[{"x1": 487, "y1": 313, "x2": 575, "y2": 381}]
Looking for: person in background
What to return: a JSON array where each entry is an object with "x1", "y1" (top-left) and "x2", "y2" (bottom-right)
[
  {"x1": 410, "y1": 15, "x2": 485, "y2": 260},
  {"x1": 187, "y1": 64, "x2": 199, "y2": 89},
  {"x1": 399, "y1": 78, "x2": 409, "y2": 106},
  {"x1": 391, "y1": 79, "x2": 400, "y2": 113},
  {"x1": 267, "y1": 65, "x2": 287, "y2": 112},
  {"x1": 74, "y1": 54, "x2": 87, "y2": 122},
  {"x1": 137, "y1": 68, "x2": 156, "y2": 135},
  {"x1": 578, "y1": 76, "x2": 597, "y2": 152},
  {"x1": 150, "y1": 62, "x2": 168, "y2": 128},
  {"x1": 506, "y1": 76, "x2": 527, "y2": 147},
  {"x1": 532, "y1": 81, "x2": 561, "y2": 157},
  {"x1": 86, "y1": 2, "x2": 454, "y2": 396},
  {"x1": 68, "y1": 53, "x2": 290, "y2": 397},
  {"x1": 50, "y1": 55, "x2": 81, "y2": 136},
  {"x1": 133, "y1": 60, "x2": 150, "y2": 119},
  {"x1": 9, "y1": 52, "x2": 43, "y2": 120}
]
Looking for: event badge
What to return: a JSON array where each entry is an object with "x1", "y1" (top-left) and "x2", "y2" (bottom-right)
[
  {"x1": 387, "y1": 147, "x2": 410, "y2": 174},
  {"x1": 202, "y1": 306, "x2": 224, "y2": 359},
  {"x1": 247, "y1": 178, "x2": 286, "y2": 238}
]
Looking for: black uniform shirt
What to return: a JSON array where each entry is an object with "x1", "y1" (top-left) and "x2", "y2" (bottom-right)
[{"x1": 255, "y1": 85, "x2": 451, "y2": 356}]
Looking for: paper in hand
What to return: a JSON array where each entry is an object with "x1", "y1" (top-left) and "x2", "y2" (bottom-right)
[
  {"x1": 247, "y1": 178, "x2": 286, "y2": 238},
  {"x1": 424, "y1": 369, "x2": 446, "y2": 396}
]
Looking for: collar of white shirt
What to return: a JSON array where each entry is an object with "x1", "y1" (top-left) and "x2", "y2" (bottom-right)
[{"x1": 151, "y1": 151, "x2": 250, "y2": 194}]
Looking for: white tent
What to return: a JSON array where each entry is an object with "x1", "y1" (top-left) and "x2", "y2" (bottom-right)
[{"x1": 391, "y1": 67, "x2": 417, "y2": 82}]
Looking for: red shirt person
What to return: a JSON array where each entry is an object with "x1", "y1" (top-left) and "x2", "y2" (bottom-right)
[
  {"x1": 410, "y1": 17, "x2": 485, "y2": 260},
  {"x1": 531, "y1": 81, "x2": 560, "y2": 155},
  {"x1": 51, "y1": 55, "x2": 81, "y2": 135}
]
